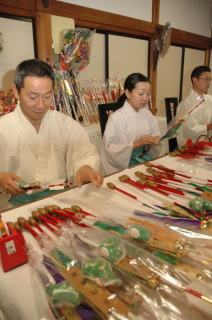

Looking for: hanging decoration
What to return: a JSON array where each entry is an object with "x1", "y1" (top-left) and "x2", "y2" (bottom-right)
[
  {"x1": 0, "y1": 32, "x2": 4, "y2": 54},
  {"x1": 153, "y1": 22, "x2": 172, "y2": 70}
]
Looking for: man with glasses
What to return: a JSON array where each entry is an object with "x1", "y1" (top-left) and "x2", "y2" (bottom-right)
[{"x1": 176, "y1": 65, "x2": 212, "y2": 147}]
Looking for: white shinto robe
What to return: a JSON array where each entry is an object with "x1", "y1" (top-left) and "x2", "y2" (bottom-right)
[
  {"x1": 101, "y1": 101, "x2": 161, "y2": 175},
  {"x1": 0, "y1": 105, "x2": 100, "y2": 191},
  {"x1": 176, "y1": 89, "x2": 212, "y2": 147}
]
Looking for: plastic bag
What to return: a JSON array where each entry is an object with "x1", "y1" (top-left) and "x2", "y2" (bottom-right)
[{"x1": 60, "y1": 27, "x2": 95, "y2": 73}]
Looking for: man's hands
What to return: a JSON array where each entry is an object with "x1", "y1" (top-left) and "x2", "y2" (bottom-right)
[
  {"x1": 133, "y1": 135, "x2": 160, "y2": 150},
  {"x1": 0, "y1": 172, "x2": 25, "y2": 196},
  {"x1": 0, "y1": 167, "x2": 104, "y2": 195},
  {"x1": 75, "y1": 165, "x2": 104, "y2": 188}
]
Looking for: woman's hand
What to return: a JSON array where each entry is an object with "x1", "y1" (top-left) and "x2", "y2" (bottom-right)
[
  {"x1": 133, "y1": 135, "x2": 160, "y2": 150},
  {"x1": 0, "y1": 172, "x2": 25, "y2": 196}
]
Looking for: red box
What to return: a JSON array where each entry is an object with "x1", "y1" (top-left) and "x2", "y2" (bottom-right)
[{"x1": 0, "y1": 223, "x2": 28, "y2": 272}]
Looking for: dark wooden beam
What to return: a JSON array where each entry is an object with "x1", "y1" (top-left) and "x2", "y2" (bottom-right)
[
  {"x1": 36, "y1": 0, "x2": 53, "y2": 13},
  {"x1": 152, "y1": 0, "x2": 160, "y2": 24},
  {"x1": 171, "y1": 28, "x2": 212, "y2": 49},
  {"x1": 150, "y1": 0, "x2": 160, "y2": 114},
  {"x1": 0, "y1": 4, "x2": 35, "y2": 18},
  {"x1": 74, "y1": 19, "x2": 152, "y2": 38},
  {"x1": 51, "y1": 1, "x2": 157, "y2": 36},
  {"x1": 205, "y1": 49, "x2": 211, "y2": 66},
  {"x1": 0, "y1": 0, "x2": 35, "y2": 11},
  {"x1": 179, "y1": 47, "x2": 185, "y2": 102},
  {"x1": 35, "y1": 11, "x2": 53, "y2": 62},
  {"x1": 149, "y1": 36, "x2": 158, "y2": 114}
]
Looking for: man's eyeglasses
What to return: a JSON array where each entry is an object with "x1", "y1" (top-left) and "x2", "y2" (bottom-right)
[{"x1": 199, "y1": 77, "x2": 212, "y2": 82}]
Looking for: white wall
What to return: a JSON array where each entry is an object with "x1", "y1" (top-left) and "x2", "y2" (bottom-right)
[
  {"x1": 160, "y1": 0, "x2": 212, "y2": 38},
  {"x1": 78, "y1": 33, "x2": 105, "y2": 80},
  {"x1": 0, "y1": 17, "x2": 35, "y2": 90},
  {"x1": 156, "y1": 46, "x2": 206, "y2": 116},
  {"x1": 156, "y1": 45, "x2": 182, "y2": 116},
  {"x1": 79, "y1": 34, "x2": 149, "y2": 84},
  {"x1": 108, "y1": 35, "x2": 148, "y2": 79},
  {"x1": 57, "y1": 0, "x2": 212, "y2": 37},
  {"x1": 56, "y1": 0, "x2": 152, "y2": 22},
  {"x1": 182, "y1": 48, "x2": 206, "y2": 99}
]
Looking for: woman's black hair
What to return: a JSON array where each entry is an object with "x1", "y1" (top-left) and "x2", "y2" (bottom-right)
[{"x1": 116, "y1": 73, "x2": 150, "y2": 107}]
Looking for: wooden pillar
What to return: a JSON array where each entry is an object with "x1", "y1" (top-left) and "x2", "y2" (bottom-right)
[
  {"x1": 149, "y1": 0, "x2": 160, "y2": 114},
  {"x1": 35, "y1": 11, "x2": 53, "y2": 62},
  {"x1": 149, "y1": 36, "x2": 158, "y2": 114},
  {"x1": 205, "y1": 49, "x2": 211, "y2": 67},
  {"x1": 152, "y1": 0, "x2": 160, "y2": 25}
]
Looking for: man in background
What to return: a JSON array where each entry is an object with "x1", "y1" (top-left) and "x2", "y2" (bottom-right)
[{"x1": 176, "y1": 65, "x2": 212, "y2": 147}]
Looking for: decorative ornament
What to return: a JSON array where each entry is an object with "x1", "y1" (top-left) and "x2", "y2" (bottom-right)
[
  {"x1": 46, "y1": 281, "x2": 83, "y2": 307},
  {"x1": 0, "y1": 32, "x2": 3, "y2": 54},
  {"x1": 82, "y1": 259, "x2": 121, "y2": 287},
  {"x1": 153, "y1": 22, "x2": 172, "y2": 70},
  {"x1": 128, "y1": 224, "x2": 152, "y2": 243},
  {"x1": 60, "y1": 27, "x2": 95, "y2": 73},
  {"x1": 99, "y1": 237, "x2": 126, "y2": 264}
]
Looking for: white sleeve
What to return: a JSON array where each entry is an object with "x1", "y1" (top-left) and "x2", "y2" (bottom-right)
[{"x1": 101, "y1": 114, "x2": 133, "y2": 175}]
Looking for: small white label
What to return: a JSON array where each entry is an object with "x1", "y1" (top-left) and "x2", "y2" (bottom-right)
[{"x1": 5, "y1": 240, "x2": 16, "y2": 255}]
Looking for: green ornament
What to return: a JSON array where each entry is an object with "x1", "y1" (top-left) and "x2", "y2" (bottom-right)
[
  {"x1": 189, "y1": 197, "x2": 203, "y2": 213},
  {"x1": 203, "y1": 199, "x2": 212, "y2": 212},
  {"x1": 99, "y1": 237, "x2": 126, "y2": 264},
  {"x1": 17, "y1": 181, "x2": 30, "y2": 188},
  {"x1": 128, "y1": 224, "x2": 152, "y2": 243},
  {"x1": 82, "y1": 259, "x2": 121, "y2": 287},
  {"x1": 46, "y1": 280, "x2": 82, "y2": 307}
]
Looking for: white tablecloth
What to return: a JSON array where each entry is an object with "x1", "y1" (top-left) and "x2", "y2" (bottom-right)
[{"x1": 1, "y1": 155, "x2": 212, "y2": 320}]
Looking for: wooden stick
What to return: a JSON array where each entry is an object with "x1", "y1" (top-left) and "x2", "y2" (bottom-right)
[
  {"x1": 17, "y1": 217, "x2": 39, "y2": 238},
  {"x1": 71, "y1": 205, "x2": 96, "y2": 217},
  {"x1": 107, "y1": 182, "x2": 167, "y2": 214}
]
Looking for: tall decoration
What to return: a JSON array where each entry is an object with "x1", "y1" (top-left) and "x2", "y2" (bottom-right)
[
  {"x1": 60, "y1": 27, "x2": 96, "y2": 74},
  {"x1": 0, "y1": 32, "x2": 4, "y2": 53},
  {"x1": 153, "y1": 22, "x2": 172, "y2": 70}
]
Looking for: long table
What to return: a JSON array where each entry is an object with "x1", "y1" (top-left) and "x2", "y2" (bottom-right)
[{"x1": 1, "y1": 155, "x2": 212, "y2": 320}]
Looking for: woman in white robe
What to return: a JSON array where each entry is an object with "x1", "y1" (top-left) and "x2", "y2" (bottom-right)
[{"x1": 101, "y1": 73, "x2": 161, "y2": 175}]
